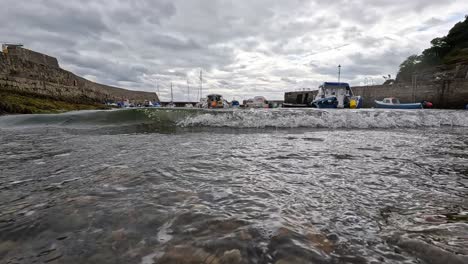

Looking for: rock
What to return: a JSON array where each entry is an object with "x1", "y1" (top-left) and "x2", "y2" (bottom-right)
[
  {"x1": 445, "y1": 213, "x2": 468, "y2": 222},
  {"x1": 326, "y1": 233, "x2": 339, "y2": 242},
  {"x1": 0, "y1": 240, "x2": 16, "y2": 258},
  {"x1": 275, "y1": 256, "x2": 309, "y2": 264},
  {"x1": 306, "y1": 233, "x2": 335, "y2": 254},
  {"x1": 67, "y1": 195, "x2": 98, "y2": 206},
  {"x1": 238, "y1": 229, "x2": 252, "y2": 241},
  {"x1": 397, "y1": 238, "x2": 468, "y2": 264},
  {"x1": 420, "y1": 215, "x2": 447, "y2": 223},
  {"x1": 220, "y1": 249, "x2": 242, "y2": 264},
  {"x1": 111, "y1": 228, "x2": 127, "y2": 241},
  {"x1": 87, "y1": 251, "x2": 117, "y2": 264},
  {"x1": 44, "y1": 253, "x2": 63, "y2": 263},
  {"x1": 158, "y1": 245, "x2": 220, "y2": 264}
]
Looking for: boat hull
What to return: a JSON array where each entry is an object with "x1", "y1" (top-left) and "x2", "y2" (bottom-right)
[
  {"x1": 283, "y1": 103, "x2": 310, "y2": 108},
  {"x1": 316, "y1": 104, "x2": 338, "y2": 109},
  {"x1": 312, "y1": 97, "x2": 338, "y2": 108},
  {"x1": 375, "y1": 101, "x2": 422, "y2": 109}
]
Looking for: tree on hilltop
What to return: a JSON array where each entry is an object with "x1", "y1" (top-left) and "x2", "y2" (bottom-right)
[{"x1": 397, "y1": 55, "x2": 421, "y2": 82}]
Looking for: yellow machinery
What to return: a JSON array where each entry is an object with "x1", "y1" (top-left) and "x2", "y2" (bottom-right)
[{"x1": 350, "y1": 99, "x2": 357, "y2": 109}]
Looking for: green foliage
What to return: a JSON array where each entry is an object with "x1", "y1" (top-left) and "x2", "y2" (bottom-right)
[
  {"x1": 397, "y1": 55, "x2": 421, "y2": 81},
  {"x1": 397, "y1": 16, "x2": 468, "y2": 81},
  {"x1": 0, "y1": 90, "x2": 109, "y2": 114}
]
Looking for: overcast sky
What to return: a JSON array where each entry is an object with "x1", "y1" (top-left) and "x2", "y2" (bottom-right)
[{"x1": 1, "y1": 1, "x2": 467, "y2": 101}]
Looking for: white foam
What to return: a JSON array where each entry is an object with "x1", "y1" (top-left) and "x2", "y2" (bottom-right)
[
  {"x1": 156, "y1": 221, "x2": 173, "y2": 244},
  {"x1": 177, "y1": 109, "x2": 468, "y2": 129}
]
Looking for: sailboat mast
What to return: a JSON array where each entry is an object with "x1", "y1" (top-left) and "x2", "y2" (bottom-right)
[
  {"x1": 199, "y1": 69, "x2": 203, "y2": 100},
  {"x1": 187, "y1": 80, "x2": 190, "y2": 102},
  {"x1": 156, "y1": 81, "x2": 160, "y2": 100}
]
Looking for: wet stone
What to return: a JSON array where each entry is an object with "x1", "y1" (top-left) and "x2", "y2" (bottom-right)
[
  {"x1": 306, "y1": 233, "x2": 335, "y2": 254},
  {"x1": 43, "y1": 253, "x2": 62, "y2": 263},
  {"x1": 275, "y1": 256, "x2": 310, "y2": 264},
  {"x1": 158, "y1": 245, "x2": 220, "y2": 264},
  {"x1": 326, "y1": 233, "x2": 339, "y2": 242},
  {"x1": 238, "y1": 229, "x2": 253, "y2": 241},
  {"x1": 0, "y1": 240, "x2": 16, "y2": 258},
  {"x1": 56, "y1": 235, "x2": 68, "y2": 241},
  {"x1": 220, "y1": 249, "x2": 242, "y2": 264},
  {"x1": 111, "y1": 228, "x2": 127, "y2": 241},
  {"x1": 394, "y1": 247, "x2": 402, "y2": 254}
]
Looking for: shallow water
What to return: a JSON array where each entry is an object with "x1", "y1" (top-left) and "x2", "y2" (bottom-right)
[{"x1": 0, "y1": 108, "x2": 467, "y2": 264}]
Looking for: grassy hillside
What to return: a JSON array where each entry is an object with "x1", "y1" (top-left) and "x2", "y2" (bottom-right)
[{"x1": 0, "y1": 90, "x2": 110, "y2": 114}]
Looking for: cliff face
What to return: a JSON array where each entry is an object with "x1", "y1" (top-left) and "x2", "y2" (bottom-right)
[{"x1": 0, "y1": 47, "x2": 159, "y2": 105}]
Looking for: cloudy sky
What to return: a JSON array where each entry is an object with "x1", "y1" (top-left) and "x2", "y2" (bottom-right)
[{"x1": 1, "y1": 0, "x2": 467, "y2": 101}]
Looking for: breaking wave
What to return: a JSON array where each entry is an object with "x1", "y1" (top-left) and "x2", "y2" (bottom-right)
[
  {"x1": 0, "y1": 108, "x2": 467, "y2": 131},
  {"x1": 178, "y1": 108, "x2": 468, "y2": 129}
]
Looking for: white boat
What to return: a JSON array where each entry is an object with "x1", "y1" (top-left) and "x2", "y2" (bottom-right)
[
  {"x1": 245, "y1": 96, "x2": 269, "y2": 108},
  {"x1": 197, "y1": 94, "x2": 229, "y2": 108},
  {"x1": 312, "y1": 82, "x2": 362, "y2": 109}
]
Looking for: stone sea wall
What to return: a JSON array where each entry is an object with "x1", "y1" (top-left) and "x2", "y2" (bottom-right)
[
  {"x1": 0, "y1": 50, "x2": 158, "y2": 104},
  {"x1": 352, "y1": 80, "x2": 468, "y2": 108},
  {"x1": 4, "y1": 46, "x2": 59, "y2": 68}
]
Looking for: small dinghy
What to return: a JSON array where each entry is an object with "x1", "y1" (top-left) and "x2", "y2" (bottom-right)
[{"x1": 375, "y1": 98, "x2": 422, "y2": 109}]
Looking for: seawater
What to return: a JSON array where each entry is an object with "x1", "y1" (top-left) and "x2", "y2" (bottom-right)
[{"x1": 0, "y1": 108, "x2": 467, "y2": 264}]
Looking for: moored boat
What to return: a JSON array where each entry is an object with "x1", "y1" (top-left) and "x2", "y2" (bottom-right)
[
  {"x1": 197, "y1": 94, "x2": 229, "y2": 108},
  {"x1": 231, "y1": 100, "x2": 240, "y2": 108},
  {"x1": 375, "y1": 98, "x2": 422, "y2": 109},
  {"x1": 311, "y1": 82, "x2": 362, "y2": 109},
  {"x1": 313, "y1": 97, "x2": 338, "y2": 108},
  {"x1": 244, "y1": 96, "x2": 269, "y2": 108}
]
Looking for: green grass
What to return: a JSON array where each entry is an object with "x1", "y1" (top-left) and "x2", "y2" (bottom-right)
[{"x1": 0, "y1": 90, "x2": 110, "y2": 114}]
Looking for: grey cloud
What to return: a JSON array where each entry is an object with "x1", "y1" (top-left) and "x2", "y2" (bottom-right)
[
  {"x1": 1, "y1": 0, "x2": 464, "y2": 100},
  {"x1": 108, "y1": 1, "x2": 176, "y2": 25},
  {"x1": 281, "y1": 77, "x2": 297, "y2": 84},
  {"x1": 146, "y1": 34, "x2": 202, "y2": 51}
]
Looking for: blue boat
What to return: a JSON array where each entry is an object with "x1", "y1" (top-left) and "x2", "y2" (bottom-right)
[
  {"x1": 312, "y1": 97, "x2": 338, "y2": 108},
  {"x1": 375, "y1": 98, "x2": 422, "y2": 109}
]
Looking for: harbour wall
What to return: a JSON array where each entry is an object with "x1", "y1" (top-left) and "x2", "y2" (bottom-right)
[
  {"x1": 352, "y1": 80, "x2": 468, "y2": 108},
  {"x1": 3, "y1": 46, "x2": 59, "y2": 68},
  {"x1": 0, "y1": 48, "x2": 159, "y2": 104}
]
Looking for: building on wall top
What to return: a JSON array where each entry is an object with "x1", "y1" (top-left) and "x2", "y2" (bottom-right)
[
  {"x1": 2, "y1": 43, "x2": 24, "y2": 54},
  {"x1": 1, "y1": 44, "x2": 59, "y2": 68}
]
